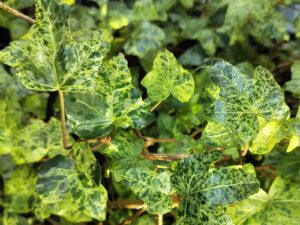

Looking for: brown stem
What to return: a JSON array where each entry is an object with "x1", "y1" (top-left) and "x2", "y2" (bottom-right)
[
  {"x1": 241, "y1": 143, "x2": 249, "y2": 156},
  {"x1": 255, "y1": 165, "x2": 274, "y2": 171},
  {"x1": 119, "y1": 207, "x2": 146, "y2": 225},
  {"x1": 58, "y1": 90, "x2": 68, "y2": 149},
  {"x1": 110, "y1": 195, "x2": 181, "y2": 210},
  {"x1": 142, "y1": 152, "x2": 189, "y2": 161},
  {"x1": 109, "y1": 200, "x2": 145, "y2": 209},
  {"x1": 150, "y1": 101, "x2": 161, "y2": 112},
  {"x1": 0, "y1": 2, "x2": 35, "y2": 24},
  {"x1": 191, "y1": 128, "x2": 202, "y2": 138}
]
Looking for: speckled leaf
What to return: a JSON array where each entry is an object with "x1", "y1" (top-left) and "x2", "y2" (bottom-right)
[
  {"x1": 2, "y1": 119, "x2": 68, "y2": 164},
  {"x1": 2, "y1": 165, "x2": 37, "y2": 214},
  {"x1": 171, "y1": 151, "x2": 259, "y2": 224},
  {"x1": 286, "y1": 59, "x2": 300, "y2": 98},
  {"x1": 124, "y1": 21, "x2": 165, "y2": 58},
  {"x1": 1, "y1": 212, "x2": 31, "y2": 225},
  {"x1": 121, "y1": 168, "x2": 173, "y2": 214},
  {"x1": 100, "y1": 131, "x2": 171, "y2": 214},
  {"x1": 141, "y1": 49, "x2": 195, "y2": 102},
  {"x1": 0, "y1": 0, "x2": 111, "y2": 92},
  {"x1": 65, "y1": 54, "x2": 151, "y2": 139},
  {"x1": 205, "y1": 59, "x2": 289, "y2": 145},
  {"x1": 37, "y1": 150, "x2": 107, "y2": 222},
  {"x1": 228, "y1": 177, "x2": 300, "y2": 225}
]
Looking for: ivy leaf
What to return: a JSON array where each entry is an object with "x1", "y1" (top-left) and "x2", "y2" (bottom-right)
[
  {"x1": 2, "y1": 165, "x2": 37, "y2": 214},
  {"x1": 285, "y1": 60, "x2": 300, "y2": 98},
  {"x1": 228, "y1": 177, "x2": 300, "y2": 224},
  {"x1": 124, "y1": 21, "x2": 165, "y2": 59},
  {"x1": 0, "y1": 0, "x2": 111, "y2": 92},
  {"x1": 205, "y1": 59, "x2": 289, "y2": 145},
  {"x1": 141, "y1": 49, "x2": 195, "y2": 102},
  {"x1": 1, "y1": 119, "x2": 68, "y2": 164},
  {"x1": 249, "y1": 119, "x2": 289, "y2": 154},
  {"x1": 121, "y1": 168, "x2": 173, "y2": 214},
  {"x1": 277, "y1": 150, "x2": 300, "y2": 181},
  {"x1": 171, "y1": 151, "x2": 259, "y2": 224},
  {"x1": 101, "y1": 131, "x2": 172, "y2": 214},
  {"x1": 37, "y1": 144, "x2": 107, "y2": 222},
  {"x1": 65, "y1": 54, "x2": 151, "y2": 139},
  {"x1": 1, "y1": 211, "x2": 31, "y2": 225}
]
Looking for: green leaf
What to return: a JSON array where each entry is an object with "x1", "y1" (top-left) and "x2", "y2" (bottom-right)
[
  {"x1": 65, "y1": 54, "x2": 151, "y2": 139},
  {"x1": 228, "y1": 177, "x2": 300, "y2": 225},
  {"x1": 37, "y1": 145, "x2": 107, "y2": 222},
  {"x1": 0, "y1": 0, "x2": 111, "y2": 92},
  {"x1": 285, "y1": 60, "x2": 300, "y2": 98},
  {"x1": 249, "y1": 119, "x2": 289, "y2": 154},
  {"x1": 1, "y1": 211, "x2": 31, "y2": 225},
  {"x1": 141, "y1": 49, "x2": 195, "y2": 102},
  {"x1": 2, "y1": 165, "x2": 37, "y2": 213},
  {"x1": 277, "y1": 150, "x2": 300, "y2": 180},
  {"x1": 171, "y1": 151, "x2": 259, "y2": 224},
  {"x1": 205, "y1": 59, "x2": 289, "y2": 145},
  {"x1": 122, "y1": 169, "x2": 173, "y2": 214},
  {"x1": 124, "y1": 21, "x2": 165, "y2": 58},
  {"x1": 101, "y1": 131, "x2": 172, "y2": 214},
  {"x1": 1, "y1": 119, "x2": 67, "y2": 164}
]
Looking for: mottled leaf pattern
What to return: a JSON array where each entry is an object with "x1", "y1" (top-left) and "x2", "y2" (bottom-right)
[
  {"x1": 228, "y1": 177, "x2": 300, "y2": 225},
  {"x1": 2, "y1": 165, "x2": 37, "y2": 213},
  {"x1": 171, "y1": 151, "x2": 259, "y2": 224},
  {"x1": 0, "y1": 0, "x2": 111, "y2": 92},
  {"x1": 142, "y1": 49, "x2": 195, "y2": 102},
  {"x1": 37, "y1": 144, "x2": 107, "y2": 222},
  {"x1": 66, "y1": 54, "x2": 151, "y2": 139},
  {"x1": 101, "y1": 131, "x2": 172, "y2": 214},
  {"x1": 124, "y1": 21, "x2": 165, "y2": 58},
  {"x1": 205, "y1": 59, "x2": 289, "y2": 145}
]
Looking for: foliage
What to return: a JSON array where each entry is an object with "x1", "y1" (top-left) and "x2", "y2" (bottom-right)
[{"x1": 0, "y1": 0, "x2": 300, "y2": 224}]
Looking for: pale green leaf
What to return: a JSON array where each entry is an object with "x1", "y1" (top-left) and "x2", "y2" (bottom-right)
[
  {"x1": 285, "y1": 60, "x2": 300, "y2": 98},
  {"x1": 2, "y1": 165, "x2": 37, "y2": 214},
  {"x1": 65, "y1": 54, "x2": 151, "y2": 139},
  {"x1": 37, "y1": 146, "x2": 107, "y2": 222},
  {"x1": 228, "y1": 177, "x2": 300, "y2": 225},
  {"x1": 205, "y1": 59, "x2": 289, "y2": 145},
  {"x1": 249, "y1": 119, "x2": 289, "y2": 154},
  {"x1": 142, "y1": 49, "x2": 195, "y2": 102},
  {"x1": 2, "y1": 119, "x2": 67, "y2": 164},
  {"x1": 0, "y1": 0, "x2": 111, "y2": 92}
]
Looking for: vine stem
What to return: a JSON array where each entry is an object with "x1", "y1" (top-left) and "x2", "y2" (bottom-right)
[
  {"x1": 157, "y1": 214, "x2": 163, "y2": 225},
  {"x1": 142, "y1": 152, "x2": 189, "y2": 161},
  {"x1": 150, "y1": 101, "x2": 161, "y2": 112},
  {"x1": 0, "y1": 1, "x2": 35, "y2": 24},
  {"x1": 58, "y1": 90, "x2": 68, "y2": 149},
  {"x1": 119, "y1": 207, "x2": 146, "y2": 225}
]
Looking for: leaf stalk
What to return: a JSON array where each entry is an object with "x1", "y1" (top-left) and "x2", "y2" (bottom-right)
[{"x1": 0, "y1": 2, "x2": 35, "y2": 24}]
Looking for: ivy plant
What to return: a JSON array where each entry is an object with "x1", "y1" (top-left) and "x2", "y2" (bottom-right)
[{"x1": 0, "y1": 0, "x2": 299, "y2": 225}]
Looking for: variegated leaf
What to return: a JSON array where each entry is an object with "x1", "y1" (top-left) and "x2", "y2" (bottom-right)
[
  {"x1": 205, "y1": 59, "x2": 289, "y2": 145},
  {"x1": 141, "y1": 49, "x2": 195, "y2": 102},
  {"x1": 171, "y1": 151, "x2": 259, "y2": 224},
  {"x1": 0, "y1": 0, "x2": 111, "y2": 92},
  {"x1": 228, "y1": 177, "x2": 300, "y2": 225},
  {"x1": 37, "y1": 144, "x2": 107, "y2": 222},
  {"x1": 65, "y1": 54, "x2": 151, "y2": 139}
]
